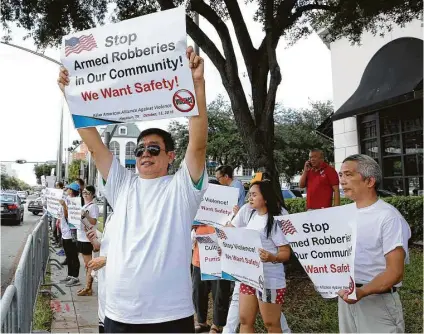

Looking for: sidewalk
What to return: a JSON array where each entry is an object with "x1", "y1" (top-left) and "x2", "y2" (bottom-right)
[{"x1": 49, "y1": 249, "x2": 99, "y2": 333}]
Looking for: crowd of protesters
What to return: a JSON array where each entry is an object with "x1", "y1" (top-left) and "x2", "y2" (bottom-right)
[{"x1": 54, "y1": 46, "x2": 411, "y2": 334}]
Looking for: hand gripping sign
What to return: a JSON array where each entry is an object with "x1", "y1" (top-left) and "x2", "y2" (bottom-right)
[
  {"x1": 276, "y1": 204, "x2": 358, "y2": 299},
  {"x1": 61, "y1": 6, "x2": 198, "y2": 128}
]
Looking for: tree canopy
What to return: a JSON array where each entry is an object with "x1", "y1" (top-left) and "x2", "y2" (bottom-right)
[
  {"x1": 3, "y1": 0, "x2": 421, "y2": 200},
  {"x1": 1, "y1": 173, "x2": 31, "y2": 190}
]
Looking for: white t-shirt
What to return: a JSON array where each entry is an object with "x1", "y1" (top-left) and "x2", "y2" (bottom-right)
[
  {"x1": 59, "y1": 206, "x2": 72, "y2": 240},
  {"x1": 233, "y1": 204, "x2": 289, "y2": 289},
  {"x1": 98, "y1": 213, "x2": 114, "y2": 324},
  {"x1": 77, "y1": 201, "x2": 99, "y2": 242},
  {"x1": 354, "y1": 199, "x2": 411, "y2": 286},
  {"x1": 104, "y1": 158, "x2": 208, "y2": 324}
]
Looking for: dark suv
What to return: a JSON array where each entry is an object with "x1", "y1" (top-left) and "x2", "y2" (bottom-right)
[{"x1": 1, "y1": 193, "x2": 25, "y2": 225}]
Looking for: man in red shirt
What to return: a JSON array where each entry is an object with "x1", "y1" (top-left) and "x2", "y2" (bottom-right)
[{"x1": 299, "y1": 149, "x2": 340, "y2": 210}]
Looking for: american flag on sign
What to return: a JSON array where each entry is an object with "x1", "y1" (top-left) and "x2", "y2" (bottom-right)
[
  {"x1": 215, "y1": 228, "x2": 228, "y2": 240},
  {"x1": 65, "y1": 34, "x2": 97, "y2": 57},
  {"x1": 278, "y1": 219, "x2": 298, "y2": 235},
  {"x1": 197, "y1": 236, "x2": 215, "y2": 244}
]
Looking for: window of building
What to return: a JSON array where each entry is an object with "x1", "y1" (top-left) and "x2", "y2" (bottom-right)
[
  {"x1": 126, "y1": 142, "x2": 136, "y2": 160},
  {"x1": 242, "y1": 168, "x2": 253, "y2": 177},
  {"x1": 119, "y1": 126, "x2": 127, "y2": 135},
  {"x1": 125, "y1": 164, "x2": 136, "y2": 173},
  {"x1": 358, "y1": 100, "x2": 423, "y2": 196},
  {"x1": 110, "y1": 141, "x2": 120, "y2": 158}
]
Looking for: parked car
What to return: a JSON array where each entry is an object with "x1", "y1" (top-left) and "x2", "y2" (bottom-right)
[
  {"x1": 282, "y1": 189, "x2": 298, "y2": 199},
  {"x1": 1, "y1": 193, "x2": 25, "y2": 225},
  {"x1": 339, "y1": 188, "x2": 397, "y2": 198},
  {"x1": 28, "y1": 197, "x2": 43, "y2": 215},
  {"x1": 17, "y1": 191, "x2": 27, "y2": 199}
]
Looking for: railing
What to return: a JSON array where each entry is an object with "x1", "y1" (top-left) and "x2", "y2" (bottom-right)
[{"x1": 0, "y1": 214, "x2": 64, "y2": 333}]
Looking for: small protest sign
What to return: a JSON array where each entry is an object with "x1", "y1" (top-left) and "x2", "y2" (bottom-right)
[
  {"x1": 276, "y1": 204, "x2": 357, "y2": 299},
  {"x1": 67, "y1": 197, "x2": 82, "y2": 229},
  {"x1": 45, "y1": 188, "x2": 63, "y2": 218},
  {"x1": 196, "y1": 233, "x2": 221, "y2": 280},
  {"x1": 194, "y1": 184, "x2": 239, "y2": 228},
  {"x1": 60, "y1": 6, "x2": 199, "y2": 128},
  {"x1": 216, "y1": 227, "x2": 264, "y2": 292}
]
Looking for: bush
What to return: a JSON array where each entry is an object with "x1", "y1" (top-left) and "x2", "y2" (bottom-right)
[{"x1": 284, "y1": 196, "x2": 423, "y2": 242}]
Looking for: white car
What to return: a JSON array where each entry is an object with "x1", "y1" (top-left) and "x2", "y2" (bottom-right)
[{"x1": 17, "y1": 191, "x2": 27, "y2": 199}]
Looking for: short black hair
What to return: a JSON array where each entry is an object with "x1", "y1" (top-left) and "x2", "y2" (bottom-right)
[
  {"x1": 56, "y1": 181, "x2": 64, "y2": 189},
  {"x1": 85, "y1": 185, "x2": 96, "y2": 196},
  {"x1": 215, "y1": 165, "x2": 234, "y2": 179},
  {"x1": 137, "y1": 128, "x2": 175, "y2": 152}
]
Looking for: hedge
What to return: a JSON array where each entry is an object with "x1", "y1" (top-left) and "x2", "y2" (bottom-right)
[{"x1": 285, "y1": 196, "x2": 423, "y2": 242}]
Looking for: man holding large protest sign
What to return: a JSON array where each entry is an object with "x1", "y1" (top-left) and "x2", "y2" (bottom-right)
[
  {"x1": 337, "y1": 154, "x2": 411, "y2": 333},
  {"x1": 58, "y1": 44, "x2": 207, "y2": 332}
]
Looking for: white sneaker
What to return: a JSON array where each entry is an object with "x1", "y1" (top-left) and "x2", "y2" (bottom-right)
[
  {"x1": 65, "y1": 277, "x2": 81, "y2": 287},
  {"x1": 59, "y1": 276, "x2": 72, "y2": 283}
]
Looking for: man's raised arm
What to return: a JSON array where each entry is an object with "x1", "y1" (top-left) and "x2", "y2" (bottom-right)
[
  {"x1": 58, "y1": 67, "x2": 113, "y2": 180},
  {"x1": 185, "y1": 47, "x2": 208, "y2": 184}
]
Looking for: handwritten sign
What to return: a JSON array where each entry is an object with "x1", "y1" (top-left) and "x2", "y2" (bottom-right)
[
  {"x1": 45, "y1": 188, "x2": 63, "y2": 218},
  {"x1": 276, "y1": 204, "x2": 357, "y2": 299},
  {"x1": 67, "y1": 197, "x2": 82, "y2": 229},
  {"x1": 194, "y1": 184, "x2": 239, "y2": 228},
  {"x1": 61, "y1": 6, "x2": 198, "y2": 128},
  {"x1": 215, "y1": 227, "x2": 264, "y2": 292}
]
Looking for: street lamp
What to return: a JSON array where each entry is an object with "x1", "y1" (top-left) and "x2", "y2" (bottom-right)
[{"x1": 1, "y1": 41, "x2": 64, "y2": 182}]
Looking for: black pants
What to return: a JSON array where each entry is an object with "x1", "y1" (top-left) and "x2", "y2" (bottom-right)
[
  {"x1": 62, "y1": 238, "x2": 80, "y2": 278},
  {"x1": 192, "y1": 266, "x2": 231, "y2": 327},
  {"x1": 104, "y1": 315, "x2": 194, "y2": 333}
]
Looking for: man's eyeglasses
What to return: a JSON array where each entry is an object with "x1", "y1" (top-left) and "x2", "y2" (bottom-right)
[{"x1": 134, "y1": 144, "x2": 165, "y2": 157}]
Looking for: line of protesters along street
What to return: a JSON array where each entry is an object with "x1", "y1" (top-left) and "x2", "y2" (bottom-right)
[
  {"x1": 45, "y1": 8, "x2": 412, "y2": 331},
  {"x1": 50, "y1": 54, "x2": 413, "y2": 333}
]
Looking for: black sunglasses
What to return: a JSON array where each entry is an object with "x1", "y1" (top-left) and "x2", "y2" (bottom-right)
[{"x1": 134, "y1": 144, "x2": 165, "y2": 157}]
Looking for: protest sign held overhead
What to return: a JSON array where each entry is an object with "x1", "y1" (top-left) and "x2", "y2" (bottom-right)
[
  {"x1": 45, "y1": 188, "x2": 63, "y2": 218},
  {"x1": 61, "y1": 6, "x2": 198, "y2": 128},
  {"x1": 196, "y1": 233, "x2": 221, "y2": 280},
  {"x1": 216, "y1": 227, "x2": 264, "y2": 292},
  {"x1": 276, "y1": 204, "x2": 357, "y2": 299},
  {"x1": 67, "y1": 197, "x2": 82, "y2": 229},
  {"x1": 194, "y1": 184, "x2": 239, "y2": 228}
]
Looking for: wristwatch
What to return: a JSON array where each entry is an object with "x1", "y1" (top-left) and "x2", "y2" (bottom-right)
[{"x1": 271, "y1": 256, "x2": 278, "y2": 264}]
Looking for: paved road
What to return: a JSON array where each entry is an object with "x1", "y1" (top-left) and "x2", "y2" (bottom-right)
[{"x1": 1, "y1": 195, "x2": 42, "y2": 295}]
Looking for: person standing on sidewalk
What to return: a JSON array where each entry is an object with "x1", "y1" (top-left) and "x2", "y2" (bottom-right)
[
  {"x1": 299, "y1": 149, "x2": 340, "y2": 210},
  {"x1": 58, "y1": 182, "x2": 81, "y2": 287},
  {"x1": 86, "y1": 212, "x2": 114, "y2": 333},
  {"x1": 58, "y1": 46, "x2": 208, "y2": 333},
  {"x1": 76, "y1": 185, "x2": 99, "y2": 296},
  {"x1": 192, "y1": 180, "x2": 231, "y2": 333},
  {"x1": 337, "y1": 154, "x2": 411, "y2": 333},
  {"x1": 215, "y1": 165, "x2": 246, "y2": 209}
]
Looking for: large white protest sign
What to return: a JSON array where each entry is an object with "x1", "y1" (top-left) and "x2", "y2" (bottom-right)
[
  {"x1": 46, "y1": 176, "x2": 56, "y2": 188},
  {"x1": 215, "y1": 227, "x2": 264, "y2": 292},
  {"x1": 276, "y1": 204, "x2": 357, "y2": 299},
  {"x1": 67, "y1": 197, "x2": 82, "y2": 229},
  {"x1": 194, "y1": 184, "x2": 238, "y2": 228},
  {"x1": 61, "y1": 7, "x2": 198, "y2": 129},
  {"x1": 45, "y1": 188, "x2": 63, "y2": 218},
  {"x1": 196, "y1": 233, "x2": 221, "y2": 280}
]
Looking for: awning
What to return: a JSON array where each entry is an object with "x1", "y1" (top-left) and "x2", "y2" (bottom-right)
[{"x1": 332, "y1": 37, "x2": 423, "y2": 121}]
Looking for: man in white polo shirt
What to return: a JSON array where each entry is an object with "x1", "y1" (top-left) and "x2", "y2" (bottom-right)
[
  {"x1": 338, "y1": 154, "x2": 411, "y2": 333},
  {"x1": 57, "y1": 47, "x2": 208, "y2": 333}
]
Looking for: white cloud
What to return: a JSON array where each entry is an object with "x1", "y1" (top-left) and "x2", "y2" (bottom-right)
[{"x1": 0, "y1": 2, "x2": 332, "y2": 185}]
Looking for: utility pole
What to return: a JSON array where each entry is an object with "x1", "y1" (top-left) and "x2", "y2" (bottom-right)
[{"x1": 1, "y1": 41, "x2": 64, "y2": 183}]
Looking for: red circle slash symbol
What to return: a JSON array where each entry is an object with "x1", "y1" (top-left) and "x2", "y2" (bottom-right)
[{"x1": 173, "y1": 89, "x2": 196, "y2": 112}]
